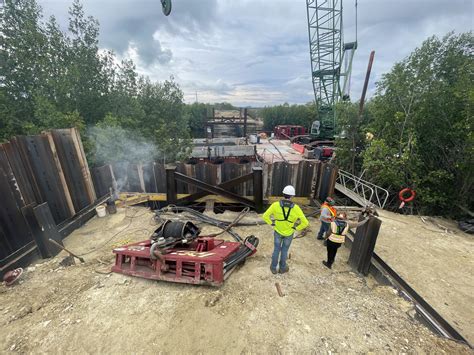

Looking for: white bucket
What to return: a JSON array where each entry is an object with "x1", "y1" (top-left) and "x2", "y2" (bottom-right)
[{"x1": 96, "y1": 205, "x2": 106, "y2": 218}]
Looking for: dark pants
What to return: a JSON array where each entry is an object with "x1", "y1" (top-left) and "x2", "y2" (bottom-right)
[{"x1": 326, "y1": 239, "x2": 342, "y2": 266}]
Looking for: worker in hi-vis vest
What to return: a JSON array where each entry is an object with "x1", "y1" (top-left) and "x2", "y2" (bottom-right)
[
  {"x1": 317, "y1": 196, "x2": 337, "y2": 240},
  {"x1": 262, "y1": 185, "x2": 309, "y2": 274},
  {"x1": 322, "y1": 212, "x2": 369, "y2": 269}
]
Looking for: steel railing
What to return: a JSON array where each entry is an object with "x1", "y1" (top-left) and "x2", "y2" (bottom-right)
[{"x1": 336, "y1": 170, "x2": 389, "y2": 209}]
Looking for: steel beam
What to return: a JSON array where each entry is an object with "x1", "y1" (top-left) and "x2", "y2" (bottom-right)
[
  {"x1": 177, "y1": 172, "x2": 254, "y2": 205},
  {"x1": 174, "y1": 172, "x2": 255, "y2": 208},
  {"x1": 166, "y1": 166, "x2": 178, "y2": 205},
  {"x1": 252, "y1": 167, "x2": 263, "y2": 213}
]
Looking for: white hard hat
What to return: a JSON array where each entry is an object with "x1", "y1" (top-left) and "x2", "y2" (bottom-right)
[{"x1": 282, "y1": 185, "x2": 296, "y2": 196}]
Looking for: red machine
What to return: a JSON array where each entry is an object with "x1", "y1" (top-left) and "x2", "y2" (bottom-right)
[
  {"x1": 273, "y1": 125, "x2": 306, "y2": 140},
  {"x1": 112, "y1": 220, "x2": 258, "y2": 286}
]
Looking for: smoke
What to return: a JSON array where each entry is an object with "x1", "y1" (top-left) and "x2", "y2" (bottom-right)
[
  {"x1": 87, "y1": 125, "x2": 162, "y2": 192},
  {"x1": 88, "y1": 125, "x2": 160, "y2": 165}
]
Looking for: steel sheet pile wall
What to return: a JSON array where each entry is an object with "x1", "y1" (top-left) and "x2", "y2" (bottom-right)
[
  {"x1": 0, "y1": 128, "x2": 96, "y2": 267},
  {"x1": 91, "y1": 160, "x2": 336, "y2": 199}
]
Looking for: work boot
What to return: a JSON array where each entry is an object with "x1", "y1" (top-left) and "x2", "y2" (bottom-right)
[
  {"x1": 279, "y1": 266, "x2": 289, "y2": 274},
  {"x1": 322, "y1": 261, "x2": 332, "y2": 269},
  {"x1": 270, "y1": 267, "x2": 277, "y2": 275}
]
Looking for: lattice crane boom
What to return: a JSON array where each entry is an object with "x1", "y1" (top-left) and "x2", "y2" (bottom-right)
[{"x1": 306, "y1": 0, "x2": 357, "y2": 139}]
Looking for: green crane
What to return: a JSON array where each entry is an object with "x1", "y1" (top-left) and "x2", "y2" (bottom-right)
[{"x1": 305, "y1": 0, "x2": 357, "y2": 141}]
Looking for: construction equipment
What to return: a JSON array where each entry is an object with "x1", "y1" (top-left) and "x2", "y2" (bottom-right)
[
  {"x1": 292, "y1": 1, "x2": 358, "y2": 158},
  {"x1": 112, "y1": 219, "x2": 259, "y2": 286},
  {"x1": 161, "y1": 0, "x2": 172, "y2": 16},
  {"x1": 273, "y1": 125, "x2": 306, "y2": 140}
]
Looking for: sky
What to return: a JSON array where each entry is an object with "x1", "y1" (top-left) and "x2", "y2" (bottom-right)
[{"x1": 37, "y1": 0, "x2": 473, "y2": 107}]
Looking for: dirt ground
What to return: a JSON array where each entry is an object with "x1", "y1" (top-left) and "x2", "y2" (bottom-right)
[
  {"x1": 0, "y1": 207, "x2": 472, "y2": 354},
  {"x1": 375, "y1": 210, "x2": 474, "y2": 345}
]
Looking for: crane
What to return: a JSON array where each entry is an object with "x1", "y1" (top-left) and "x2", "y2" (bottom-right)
[
  {"x1": 161, "y1": 0, "x2": 358, "y2": 159},
  {"x1": 306, "y1": 0, "x2": 357, "y2": 139}
]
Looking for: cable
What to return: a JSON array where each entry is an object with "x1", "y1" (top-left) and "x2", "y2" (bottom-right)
[
  {"x1": 207, "y1": 207, "x2": 250, "y2": 237},
  {"x1": 77, "y1": 207, "x2": 152, "y2": 257}
]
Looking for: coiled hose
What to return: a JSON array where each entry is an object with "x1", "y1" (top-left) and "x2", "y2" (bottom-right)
[{"x1": 155, "y1": 206, "x2": 261, "y2": 242}]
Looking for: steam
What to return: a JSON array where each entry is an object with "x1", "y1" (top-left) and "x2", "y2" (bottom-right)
[
  {"x1": 88, "y1": 126, "x2": 160, "y2": 192},
  {"x1": 88, "y1": 125, "x2": 159, "y2": 165}
]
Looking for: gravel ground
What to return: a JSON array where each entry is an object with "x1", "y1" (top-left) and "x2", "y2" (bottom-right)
[{"x1": 0, "y1": 207, "x2": 471, "y2": 354}]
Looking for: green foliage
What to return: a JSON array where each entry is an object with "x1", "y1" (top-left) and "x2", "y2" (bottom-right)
[
  {"x1": 360, "y1": 32, "x2": 474, "y2": 214},
  {"x1": 184, "y1": 103, "x2": 209, "y2": 138},
  {"x1": 261, "y1": 103, "x2": 317, "y2": 131},
  {"x1": 334, "y1": 102, "x2": 368, "y2": 173},
  {"x1": 0, "y1": 0, "x2": 191, "y2": 164}
]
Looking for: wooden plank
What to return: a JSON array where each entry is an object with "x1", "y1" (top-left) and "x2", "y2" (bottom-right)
[
  {"x1": 51, "y1": 129, "x2": 91, "y2": 211},
  {"x1": 70, "y1": 127, "x2": 96, "y2": 202},
  {"x1": 44, "y1": 131, "x2": 76, "y2": 216}
]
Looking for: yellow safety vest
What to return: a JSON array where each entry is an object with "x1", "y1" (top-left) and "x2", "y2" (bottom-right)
[{"x1": 328, "y1": 220, "x2": 350, "y2": 244}]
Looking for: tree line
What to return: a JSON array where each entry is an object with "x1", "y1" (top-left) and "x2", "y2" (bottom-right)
[
  {"x1": 0, "y1": 0, "x2": 229, "y2": 165},
  {"x1": 335, "y1": 33, "x2": 473, "y2": 215},
  {"x1": 1, "y1": 0, "x2": 471, "y2": 214}
]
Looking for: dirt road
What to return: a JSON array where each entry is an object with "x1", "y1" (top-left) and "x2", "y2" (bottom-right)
[{"x1": 0, "y1": 207, "x2": 471, "y2": 353}]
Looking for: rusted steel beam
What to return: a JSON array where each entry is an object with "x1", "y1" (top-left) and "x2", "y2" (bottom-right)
[
  {"x1": 359, "y1": 50, "x2": 375, "y2": 116},
  {"x1": 166, "y1": 166, "x2": 178, "y2": 205},
  {"x1": 252, "y1": 167, "x2": 263, "y2": 213},
  {"x1": 177, "y1": 172, "x2": 253, "y2": 205},
  {"x1": 174, "y1": 172, "x2": 255, "y2": 208},
  {"x1": 348, "y1": 215, "x2": 381, "y2": 275}
]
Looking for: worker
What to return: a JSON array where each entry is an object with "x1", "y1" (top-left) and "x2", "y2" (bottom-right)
[
  {"x1": 262, "y1": 185, "x2": 309, "y2": 274},
  {"x1": 317, "y1": 197, "x2": 337, "y2": 240},
  {"x1": 322, "y1": 212, "x2": 369, "y2": 269}
]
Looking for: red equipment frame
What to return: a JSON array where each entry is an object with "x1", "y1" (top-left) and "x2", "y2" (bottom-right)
[{"x1": 112, "y1": 237, "x2": 250, "y2": 286}]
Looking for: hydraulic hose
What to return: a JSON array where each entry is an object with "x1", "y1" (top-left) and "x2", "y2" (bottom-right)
[{"x1": 224, "y1": 235, "x2": 259, "y2": 272}]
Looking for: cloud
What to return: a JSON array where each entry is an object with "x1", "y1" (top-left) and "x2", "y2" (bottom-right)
[{"x1": 38, "y1": 0, "x2": 473, "y2": 106}]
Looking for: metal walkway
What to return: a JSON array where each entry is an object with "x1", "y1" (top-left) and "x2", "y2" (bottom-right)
[{"x1": 335, "y1": 170, "x2": 389, "y2": 209}]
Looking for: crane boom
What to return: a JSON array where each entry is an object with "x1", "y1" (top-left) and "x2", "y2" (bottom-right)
[{"x1": 306, "y1": 0, "x2": 357, "y2": 139}]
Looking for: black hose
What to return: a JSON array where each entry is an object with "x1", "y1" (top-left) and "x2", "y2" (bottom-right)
[
  {"x1": 224, "y1": 235, "x2": 259, "y2": 272},
  {"x1": 154, "y1": 206, "x2": 251, "y2": 242}
]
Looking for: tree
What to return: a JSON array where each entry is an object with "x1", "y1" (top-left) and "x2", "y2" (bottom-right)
[
  {"x1": 261, "y1": 103, "x2": 317, "y2": 131},
  {"x1": 185, "y1": 103, "x2": 209, "y2": 138},
  {"x1": 363, "y1": 32, "x2": 473, "y2": 214},
  {"x1": 1, "y1": 0, "x2": 47, "y2": 129}
]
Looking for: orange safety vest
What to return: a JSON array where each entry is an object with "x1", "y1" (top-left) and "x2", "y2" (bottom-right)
[{"x1": 321, "y1": 203, "x2": 337, "y2": 217}]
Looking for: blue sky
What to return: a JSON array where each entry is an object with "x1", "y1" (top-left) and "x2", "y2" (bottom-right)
[{"x1": 38, "y1": 0, "x2": 473, "y2": 107}]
